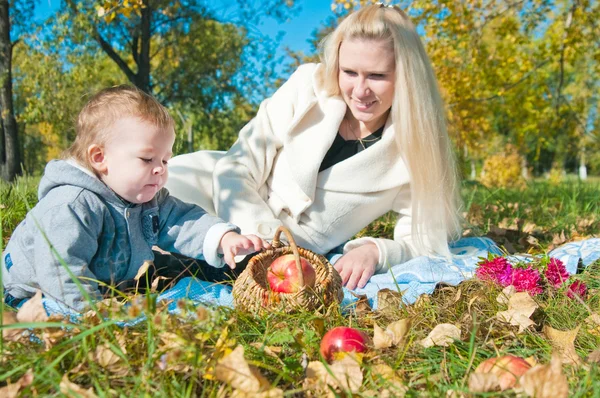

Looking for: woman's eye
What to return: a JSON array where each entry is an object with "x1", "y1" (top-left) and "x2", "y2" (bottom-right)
[
  {"x1": 162, "y1": 160, "x2": 169, "y2": 165},
  {"x1": 140, "y1": 158, "x2": 152, "y2": 163},
  {"x1": 370, "y1": 73, "x2": 386, "y2": 79},
  {"x1": 343, "y1": 70, "x2": 357, "y2": 76}
]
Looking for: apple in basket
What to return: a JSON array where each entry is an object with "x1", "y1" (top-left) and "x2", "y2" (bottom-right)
[
  {"x1": 266, "y1": 254, "x2": 316, "y2": 293},
  {"x1": 320, "y1": 326, "x2": 369, "y2": 362}
]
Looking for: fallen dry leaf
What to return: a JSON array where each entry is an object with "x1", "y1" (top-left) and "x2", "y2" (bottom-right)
[
  {"x1": 518, "y1": 354, "x2": 568, "y2": 398},
  {"x1": 352, "y1": 293, "x2": 372, "y2": 315},
  {"x1": 522, "y1": 222, "x2": 539, "y2": 234},
  {"x1": 305, "y1": 354, "x2": 363, "y2": 393},
  {"x1": 159, "y1": 332, "x2": 187, "y2": 351},
  {"x1": 150, "y1": 276, "x2": 169, "y2": 292},
  {"x1": 548, "y1": 231, "x2": 568, "y2": 250},
  {"x1": 91, "y1": 344, "x2": 122, "y2": 368},
  {"x1": 42, "y1": 326, "x2": 67, "y2": 350},
  {"x1": 373, "y1": 324, "x2": 393, "y2": 349},
  {"x1": 543, "y1": 325, "x2": 582, "y2": 366},
  {"x1": 387, "y1": 318, "x2": 411, "y2": 345},
  {"x1": 2, "y1": 311, "x2": 26, "y2": 341},
  {"x1": 88, "y1": 333, "x2": 128, "y2": 375},
  {"x1": 60, "y1": 374, "x2": 98, "y2": 398},
  {"x1": 420, "y1": 323, "x2": 461, "y2": 348},
  {"x1": 496, "y1": 285, "x2": 516, "y2": 305},
  {"x1": 377, "y1": 289, "x2": 403, "y2": 312},
  {"x1": 369, "y1": 363, "x2": 407, "y2": 397},
  {"x1": 586, "y1": 349, "x2": 600, "y2": 363},
  {"x1": 134, "y1": 260, "x2": 152, "y2": 281},
  {"x1": 496, "y1": 292, "x2": 538, "y2": 333},
  {"x1": 16, "y1": 290, "x2": 48, "y2": 323},
  {"x1": 250, "y1": 342, "x2": 285, "y2": 365},
  {"x1": 468, "y1": 372, "x2": 500, "y2": 393},
  {"x1": 0, "y1": 369, "x2": 33, "y2": 398},
  {"x1": 374, "y1": 319, "x2": 412, "y2": 349},
  {"x1": 214, "y1": 345, "x2": 282, "y2": 396},
  {"x1": 585, "y1": 313, "x2": 600, "y2": 336}
]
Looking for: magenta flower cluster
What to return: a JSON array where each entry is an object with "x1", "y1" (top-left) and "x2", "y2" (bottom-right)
[{"x1": 475, "y1": 256, "x2": 587, "y2": 298}]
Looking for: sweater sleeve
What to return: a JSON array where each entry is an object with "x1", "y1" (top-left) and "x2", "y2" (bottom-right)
[
  {"x1": 155, "y1": 189, "x2": 239, "y2": 268},
  {"x1": 32, "y1": 203, "x2": 103, "y2": 311},
  {"x1": 343, "y1": 185, "x2": 422, "y2": 273},
  {"x1": 212, "y1": 65, "x2": 315, "y2": 238}
]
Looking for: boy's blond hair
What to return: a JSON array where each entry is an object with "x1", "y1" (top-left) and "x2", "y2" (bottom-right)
[{"x1": 64, "y1": 85, "x2": 174, "y2": 171}]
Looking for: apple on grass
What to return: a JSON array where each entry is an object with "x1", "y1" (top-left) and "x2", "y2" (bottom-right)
[
  {"x1": 475, "y1": 355, "x2": 532, "y2": 390},
  {"x1": 320, "y1": 326, "x2": 369, "y2": 362},
  {"x1": 266, "y1": 254, "x2": 316, "y2": 293}
]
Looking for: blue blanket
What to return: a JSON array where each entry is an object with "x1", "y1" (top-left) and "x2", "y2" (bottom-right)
[{"x1": 43, "y1": 237, "x2": 600, "y2": 317}]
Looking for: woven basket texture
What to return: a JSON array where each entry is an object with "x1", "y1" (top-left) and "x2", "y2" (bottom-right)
[{"x1": 232, "y1": 226, "x2": 343, "y2": 314}]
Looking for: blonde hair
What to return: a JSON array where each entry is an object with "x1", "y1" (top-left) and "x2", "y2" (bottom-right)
[
  {"x1": 319, "y1": 4, "x2": 462, "y2": 255},
  {"x1": 64, "y1": 85, "x2": 174, "y2": 171}
]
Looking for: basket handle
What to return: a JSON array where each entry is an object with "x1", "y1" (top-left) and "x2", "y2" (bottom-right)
[{"x1": 272, "y1": 226, "x2": 305, "y2": 288}]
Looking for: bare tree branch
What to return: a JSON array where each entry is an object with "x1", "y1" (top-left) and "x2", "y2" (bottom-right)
[{"x1": 556, "y1": 1, "x2": 578, "y2": 114}]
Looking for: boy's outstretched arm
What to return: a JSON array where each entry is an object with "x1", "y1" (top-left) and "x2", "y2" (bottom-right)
[{"x1": 218, "y1": 232, "x2": 270, "y2": 269}]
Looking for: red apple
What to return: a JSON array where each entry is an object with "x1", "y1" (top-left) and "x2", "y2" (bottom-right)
[
  {"x1": 475, "y1": 355, "x2": 532, "y2": 390},
  {"x1": 266, "y1": 254, "x2": 316, "y2": 293},
  {"x1": 320, "y1": 326, "x2": 369, "y2": 362}
]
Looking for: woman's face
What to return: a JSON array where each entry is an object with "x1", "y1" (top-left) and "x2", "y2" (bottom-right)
[{"x1": 338, "y1": 38, "x2": 396, "y2": 129}]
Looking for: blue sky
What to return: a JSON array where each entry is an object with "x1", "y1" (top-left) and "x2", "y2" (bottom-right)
[{"x1": 35, "y1": 0, "x2": 334, "y2": 58}]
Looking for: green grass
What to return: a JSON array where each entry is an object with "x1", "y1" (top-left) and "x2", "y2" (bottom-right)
[{"x1": 0, "y1": 178, "x2": 599, "y2": 396}]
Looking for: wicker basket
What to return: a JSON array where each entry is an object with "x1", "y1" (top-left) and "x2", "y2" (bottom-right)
[{"x1": 232, "y1": 226, "x2": 343, "y2": 314}]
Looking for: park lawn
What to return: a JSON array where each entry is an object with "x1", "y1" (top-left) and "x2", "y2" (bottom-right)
[{"x1": 0, "y1": 177, "x2": 599, "y2": 396}]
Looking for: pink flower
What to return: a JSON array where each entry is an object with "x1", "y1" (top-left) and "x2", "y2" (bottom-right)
[
  {"x1": 544, "y1": 258, "x2": 569, "y2": 288},
  {"x1": 476, "y1": 257, "x2": 513, "y2": 286},
  {"x1": 566, "y1": 280, "x2": 587, "y2": 300},
  {"x1": 510, "y1": 267, "x2": 543, "y2": 295}
]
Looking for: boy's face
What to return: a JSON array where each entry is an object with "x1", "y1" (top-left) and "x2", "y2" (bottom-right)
[{"x1": 91, "y1": 116, "x2": 175, "y2": 204}]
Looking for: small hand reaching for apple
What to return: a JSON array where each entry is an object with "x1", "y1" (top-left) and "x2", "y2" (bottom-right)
[
  {"x1": 219, "y1": 232, "x2": 270, "y2": 269},
  {"x1": 267, "y1": 254, "x2": 316, "y2": 293}
]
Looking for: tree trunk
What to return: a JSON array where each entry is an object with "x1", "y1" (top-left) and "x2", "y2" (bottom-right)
[
  {"x1": 579, "y1": 147, "x2": 587, "y2": 181},
  {"x1": 0, "y1": 0, "x2": 20, "y2": 181},
  {"x1": 521, "y1": 156, "x2": 529, "y2": 180},
  {"x1": 134, "y1": 0, "x2": 152, "y2": 93}
]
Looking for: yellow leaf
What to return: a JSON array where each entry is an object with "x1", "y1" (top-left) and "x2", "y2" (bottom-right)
[
  {"x1": 518, "y1": 354, "x2": 568, "y2": 398},
  {"x1": 373, "y1": 318, "x2": 411, "y2": 349},
  {"x1": 305, "y1": 354, "x2": 363, "y2": 393},
  {"x1": 2, "y1": 311, "x2": 25, "y2": 341},
  {"x1": 377, "y1": 288, "x2": 403, "y2": 312},
  {"x1": 16, "y1": 290, "x2": 49, "y2": 323},
  {"x1": 543, "y1": 325, "x2": 582, "y2": 366},
  {"x1": 214, "y1": 345, "x2": 282, "y2": 396},
  {"x1": 420, "y1": 323, "x2": 461, "y2": 348},
  {"x1": 134, "y1": 260, "x2": 152, "y2": 281},
  {"x1": 60, "y1": 375, "x2": 98, "y2": 398},
  {"x1": 468, "y1": 372, "x2": 500, "y2": 393},
  {"x1": 0, "y1": 369, "x2": 33, "y2": 398},
  {"x1": 496, "y1": 292, "x2": 538, "y2": 333}
]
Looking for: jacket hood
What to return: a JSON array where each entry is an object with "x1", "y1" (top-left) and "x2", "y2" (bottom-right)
[{"x1": 38, "y1": 159, "x2": 123, "y2": 205}]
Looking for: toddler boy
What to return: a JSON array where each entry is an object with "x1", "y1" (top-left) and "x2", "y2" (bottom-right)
[{"x1": 2, "y1": 86, "x2": 267, "y2": 310}]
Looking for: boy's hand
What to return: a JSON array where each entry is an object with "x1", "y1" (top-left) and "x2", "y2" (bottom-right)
[{"x1": 218, "y1": 232, "x2": 270, "y2": 269}]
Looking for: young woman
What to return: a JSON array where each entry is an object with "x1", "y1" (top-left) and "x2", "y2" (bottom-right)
[{"x1": 166, "y1": 4, "x2": 462, "y2": 290}]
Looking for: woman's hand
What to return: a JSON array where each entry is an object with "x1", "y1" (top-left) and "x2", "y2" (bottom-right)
[{"x1": 333, "y1": 243, "x2": 379, "y2": 290}]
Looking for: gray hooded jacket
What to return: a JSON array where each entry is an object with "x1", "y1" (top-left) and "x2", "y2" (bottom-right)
[{"x1": 2, "y1": 160, "x2": 238, "y2": 310}]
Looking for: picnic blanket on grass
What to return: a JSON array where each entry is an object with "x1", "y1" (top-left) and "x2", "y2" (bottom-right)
[{"x1": 42, "y1": 237, "x2": 600, "y2": 319}]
